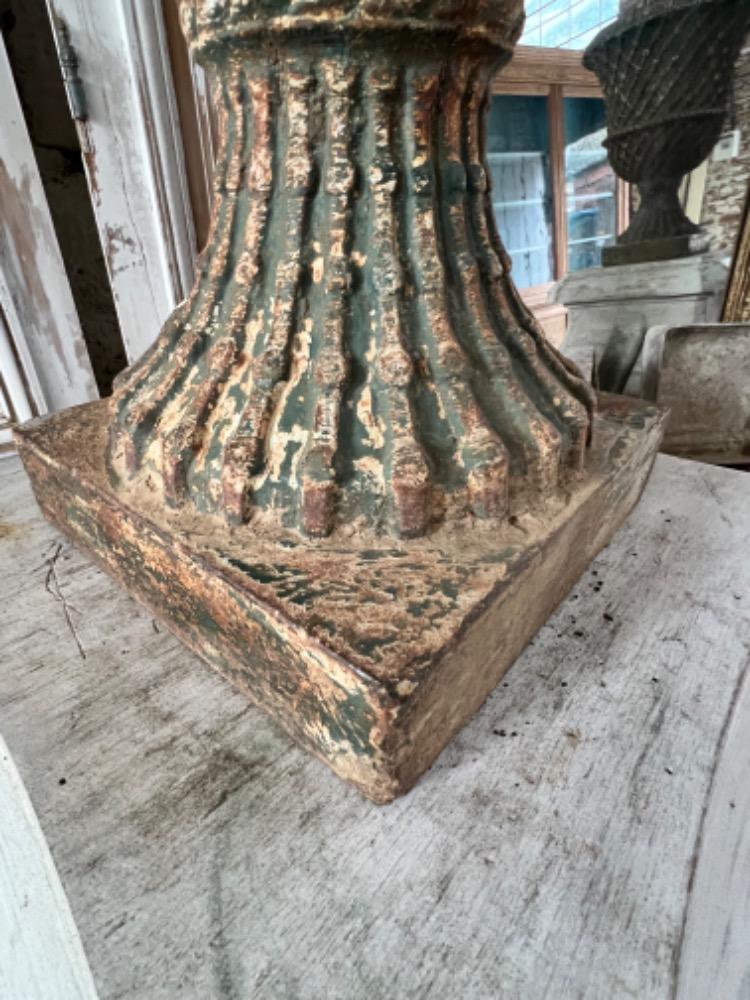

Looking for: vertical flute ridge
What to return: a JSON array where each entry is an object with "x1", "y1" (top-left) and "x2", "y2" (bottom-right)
[
  {"x1": 188, "y1": 67, "x2": 276, "y2": 511},
  {"x1": 298, "y1": 62, "x2": 358, "y2": 537},
  {"x1": 109, "y1": 68, "x2": 248, "y2": 478},
  {"x1": 392, "y1": 67, "x2": 475, "y2": 511}
]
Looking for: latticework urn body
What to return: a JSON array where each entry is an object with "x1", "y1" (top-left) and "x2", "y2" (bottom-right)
[{"x1": 584, "y1": 0, "x2": 750, "y2": 258}]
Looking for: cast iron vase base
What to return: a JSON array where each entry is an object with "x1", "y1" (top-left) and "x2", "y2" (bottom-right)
[
  {"x1": 603, "y1": 232, "x2": 711, "y2": 268},
  {"x1": 16, "y1": 395, "x2": 665, "y2": 803}
]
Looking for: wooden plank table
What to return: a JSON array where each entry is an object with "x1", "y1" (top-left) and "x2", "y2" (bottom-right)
[{"x1": 1, "y1": 453, "x2": 749, "y2": 1000}]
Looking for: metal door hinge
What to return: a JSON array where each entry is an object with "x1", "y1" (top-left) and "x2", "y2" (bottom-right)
[{"x1": 53, "y1": 16, "x2": 87, "y2": 123}]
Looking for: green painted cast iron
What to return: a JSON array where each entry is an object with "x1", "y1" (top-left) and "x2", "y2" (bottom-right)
[{"x1": 107, "y1": 0, "x2": 595, "y2": 538}]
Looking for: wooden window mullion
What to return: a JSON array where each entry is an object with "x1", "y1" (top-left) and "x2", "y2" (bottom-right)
[
  {"x1": 616, "y1": 178, "x2": 630, "y2": 236},
  {"x1": 548, "y1": 84, "x2": 568, "y2": 279}
]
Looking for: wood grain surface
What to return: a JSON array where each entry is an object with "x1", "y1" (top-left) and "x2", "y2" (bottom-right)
[{"x1": 1, "y1": 453, "x2": 749, "y2": 999}]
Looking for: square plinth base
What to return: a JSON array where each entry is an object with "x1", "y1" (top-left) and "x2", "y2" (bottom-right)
[{"x1": 15, "y1": 396, "x2": 666, "y2": 803}]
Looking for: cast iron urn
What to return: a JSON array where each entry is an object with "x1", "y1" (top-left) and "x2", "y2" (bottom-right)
[
  {"x1": 15, "y1": 0, "x2": 667, "y2": 802},
  {"x1": 584, "y1": 0, "x2": 750, "y2": 265}
]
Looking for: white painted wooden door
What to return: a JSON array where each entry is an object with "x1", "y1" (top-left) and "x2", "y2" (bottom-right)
[
  {"x1": 46, "y1": 0, "x2": 197, "y2": 363},
  {"x1": 0, "y1": 36, "x2": 97, "y2": 421}
]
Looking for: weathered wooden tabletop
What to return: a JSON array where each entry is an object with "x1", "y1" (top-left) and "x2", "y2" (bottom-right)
[{"x1": 2, "y1": 453, "x2": 749, "y2": 1000}]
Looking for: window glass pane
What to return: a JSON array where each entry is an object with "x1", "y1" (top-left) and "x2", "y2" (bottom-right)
[
  {"x1": 487, "y1": 95, "x2": 554, "y2": 289},
  {"x1": 521, "y1": 0, "x2": 618, "y2": 49},
  {"x1": 564, "y1": 96, "x2": 616, "y2": 272}
]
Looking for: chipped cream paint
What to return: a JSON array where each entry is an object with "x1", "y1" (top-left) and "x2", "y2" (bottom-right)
[
  {"x1": 356, "y1": 387, "x2": 387, "y2": 452},
  {"x1": 259, "y1": 321, "x2": 314, "y2": 487}
]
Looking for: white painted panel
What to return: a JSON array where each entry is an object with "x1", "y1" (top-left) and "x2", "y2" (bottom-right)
[
  {"x1": 0, "y1": 306, "x2": 34, "y2": 450},
  {"x1": 0, "y1": 736, "x2": 99, "y2": 1000},
  {"x1": 0, "y1": 378, "x2": 15, "y2": 449},
  {"x1": 47, "y1": 0, "x2": 196, "y2": 362},
  {"x1": 0, "y1": 37, "x2": 97, "y2": 413}
]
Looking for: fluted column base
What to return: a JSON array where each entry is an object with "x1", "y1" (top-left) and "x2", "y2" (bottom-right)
[{"x1": 107, "y1": 51, "x2": 594, "y2": 539}]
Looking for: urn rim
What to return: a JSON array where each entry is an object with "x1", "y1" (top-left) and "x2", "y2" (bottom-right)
[{"x1": 178, "y1": 0, "x2": 526, "y2": 61}]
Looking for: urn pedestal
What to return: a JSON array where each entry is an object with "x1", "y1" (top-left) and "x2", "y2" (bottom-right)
[
  {"x1": 16, "y1": 0, "x2": 665, "y2": 801},
  {"x1": 556, "y1": 257, "x2": 750, "y2": 466},
  {"x1": 557, "y1": 254, "x2": 729, "y2": 393}
]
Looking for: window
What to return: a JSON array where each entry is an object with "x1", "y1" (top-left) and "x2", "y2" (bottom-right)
[
  {"x1": 564, "y1": 96, "x2": 618, "y2": 271},
  {"x1": 521, "y1": 0, "x2": 619, "y2": 50},
  {"x1": 487, "y1": 96, "x2": 555, "y2": 288},
  {"x1": 488, "y1": 47, "x2": 628, "y2": 292}
]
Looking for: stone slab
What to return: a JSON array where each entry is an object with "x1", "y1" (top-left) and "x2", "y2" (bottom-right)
[
  {"x1": 641, "y1": 323, "x2": 750, "y2": 465},
  {"x1": 555, "y1": 253, "x2": 729, "y2": 394},
  {"x1": 14, "y1": 394, "x2": 665, "y2": 802},
  {"x1": 553, "y1": 253, "x2": 729, "y2": 306}
]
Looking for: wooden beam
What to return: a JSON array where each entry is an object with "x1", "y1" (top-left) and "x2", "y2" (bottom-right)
[
  {"x1": 161, "y1": 0, "x2": 212, "y2": 253},
  {"x1": 495, "y1": 45, "x2": 600, "y2": 92},
  {"x1": 493, "y1": 81, "x2": 550, "y2": 97},
  {"x1": 561, "y1": 84, "x2": 603, "y2": 99},
  {"x1": 48, "y1": 0, "x2": 197, "y2": 361}
]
